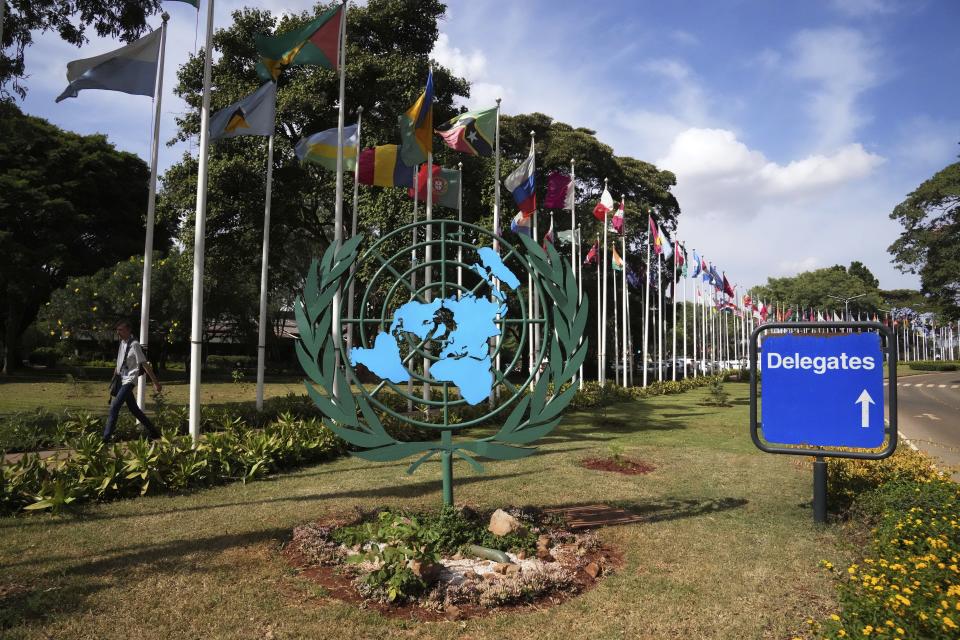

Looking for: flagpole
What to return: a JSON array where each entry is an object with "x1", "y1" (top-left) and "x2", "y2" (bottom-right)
[
  {"x1": 595, "y1": 233, "x2": 601, "y2": 382},
  {"x1": 423, "y1": 138, "x2": 433, "y2": 404},
  {"x1": 600, "y1": 178, "x2": 609, "y2": 385},
  {"x1": 457, "y1": 161, "x2": 463, "y2": 296},
  {"x1": 408, "y1": 164, "x2": 418, "y2": 411},
  {"x1": 621, "y1": 225, "x2": 628, "y2": 387},
  {"x1": 345, "y1": 105, "x2": 363, "y2": 353},
  {"x1": 137, "y1": 13, "x2": 168, "y2": 413},
  {"x1": 569, "y1": 159, "x2": 576, "y2": 276},
  {"x1": 671, "y1": 241, "x2": 677, "y2": 381},
  {"x1": 682, "y1": 247, "x2": 687, "y2": 379},
  {"x1": 692, "y1": 272, "x2": 698, "y2": 377},
  {"x1": 254, "y1": 132, "x2": 275, "y2": 411},
  {"x1": 642, "y1": 221, "x2": 651, "y2": 387},
  {"x1": 612, "y1": 245, "x2": 619, "y2": 386},
  {"x1": 331, "y1": 0, "x2": 349, "y2": 408},
  {"x1": 577, "y1": 228, "x2": 584, "y2": 389},
  {"x1": 657, "y1": 254, "x2": 663, "y2": 382},
  {"x1": 492, "y1": 98, "x2": 502, "y2": 400},
  {"x1": 188, "y1": 0, "x2": 216, "y2": 443}
]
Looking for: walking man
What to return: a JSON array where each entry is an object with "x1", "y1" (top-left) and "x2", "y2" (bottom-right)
[{"x1": 104, "y1": 319, "x2": 163, "y2": 442}]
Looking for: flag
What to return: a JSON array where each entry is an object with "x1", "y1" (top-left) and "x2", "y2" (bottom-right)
[
  {"x1": 649, "y1": 216, "x2": 661, "y2": 252},
  {"x1": 593, "y1": 186, "x2": 613, "y2": 221},
  {"x1": 167, "y1": 0, "x2": 199, "y2": 6},
  {"x1": 357, "y1": 145, "x2": 414, "y2": 187},
  {"x1": 743, "y1": 294, "x2": 752, "y2": 307},
  {"x1": 556, "y1": 229, "x2": 578, "y2": 245},
  {"x1": 435, "y1": 106, "x2": 495, "y2": 156},
  {"x1": 674, "y1": 241, "x2": 685, "y2": 269},
  {"x1": 679, "y1": 244, "x2": 688, "y2": 276},
  {"x1": 409, "y1": 165, "x2": 459, "y2": 209},
  {"x1": 504, "y1": 140, "x2": 536, "y2": 215},
  {"x1": 709, "y1": 265, "x2": 723, "y2": 289},
  {"x1": 627, "y1": 268, "x2": 642, "y2": 289},
  {"x1": 584, "y1": 242, "x2": 599, "y2": 265},
  {"x1": 510, "y1": 212, "x2": 532, "y2": 237},
  {"x1": 295, "y1": 122, "x2": 358, "y2": 170},
  {"x1": 692, "y1": 251, "x2": 702, "y2": 277},
  {"x1": 398, "y1": 70, "x2": 434, "y2": 166},
  {"x1": 658, "y1": 223, "x2": 673, "y2": 259},
  {"x1": 544, "y1": 172, "x2": 573, "y2": 209},
  {"x1": 611, "y1": 201, "x2": 625, "y2": 233},
  {"x1": 55, "y1": 28, "x2": 162, "y2": 102},
  {"x1": 722, "y1": 273, "x2": 735, "y2": 297},
  {"x1": 255, "y1": 5, "x2": 342, "y2": 81},
  {"x1": 542, "y1": 218, "x2": 555, "y2": 250},
  {"x1": 611, "y1": 245, "x2": 624, "y2": 271},
  {"x1": 209, "y1": 82, "x2": 277, "y2": 140}
]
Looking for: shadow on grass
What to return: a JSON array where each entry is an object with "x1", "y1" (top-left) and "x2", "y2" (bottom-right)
[{"x1": 604, "y1": 496, "x2": 749, "y2": 525}]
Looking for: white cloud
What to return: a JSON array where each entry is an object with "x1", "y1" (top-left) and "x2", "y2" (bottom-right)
[
  {"x1": 788, "y1": 27, "x2": 881, "y2": 149},
  {"x1": 658, "y1": 128, "x2": 884, "y2": 213},
  {"x1": 431, "y1": 33, "x2": 488, "y2": 80}
]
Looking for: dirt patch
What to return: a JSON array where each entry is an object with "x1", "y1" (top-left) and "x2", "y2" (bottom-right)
[
  {"x1": 580, "y1": 456, "x2": 655, "y2": 475},
  {"x1": 280, "y1": 511, "x2": 622, "y2": 621}
]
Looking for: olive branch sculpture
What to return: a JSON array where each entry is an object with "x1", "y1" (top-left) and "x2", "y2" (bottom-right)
[{"x1": 295, "y1": 226, "x2": 588, "y2": 504}]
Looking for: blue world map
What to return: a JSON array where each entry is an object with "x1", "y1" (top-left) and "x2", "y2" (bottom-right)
[{"x1": 349, "y1": 247, "x2": 521, "y2": 405}]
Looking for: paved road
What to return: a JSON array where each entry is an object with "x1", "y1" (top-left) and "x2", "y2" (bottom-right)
[{"x1": 888, "y1": 371, "x2": 960, "y2": 475}]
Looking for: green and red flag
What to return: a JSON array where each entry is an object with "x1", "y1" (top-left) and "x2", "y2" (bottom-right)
[
  {"x1": 408, "y1": 164, "x2": 459, "y2": 209},
  {"x1": 255, "y1": 4, "x2": 343, "y2": 81},
  {"x1": 435, "y1": 106, "x2": 496, "y2": 156}
]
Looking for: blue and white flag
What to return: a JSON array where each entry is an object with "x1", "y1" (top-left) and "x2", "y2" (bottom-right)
[
  {"x1": 504, "y1": 140, "x2": 536, "y2": 216},
  {"x1": 56, "y1": 28, "x2": 162, "y2": 103},
  {"x1": 210, "y1": 82, "x2": 278, "y2": 140},
  {"x1": 692, "y1": 250, "x2": 702, "y2": 278}
]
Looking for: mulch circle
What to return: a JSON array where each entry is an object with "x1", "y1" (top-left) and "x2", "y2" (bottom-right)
[
  {"x1": 280, "y1": 514, "x2": 622, "y2": 622},
  {"x1": 580, "y1": 456, "x2": 656, "y2": 475}
]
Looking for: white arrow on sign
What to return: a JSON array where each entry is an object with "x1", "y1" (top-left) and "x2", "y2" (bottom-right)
[{"x1": 855, "y1": 389, "x2": 874, "y2": 429}]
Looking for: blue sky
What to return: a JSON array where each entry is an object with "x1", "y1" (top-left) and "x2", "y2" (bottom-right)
[{"x1": 15, "y1": 0, "x2": 960, "y2": 293}]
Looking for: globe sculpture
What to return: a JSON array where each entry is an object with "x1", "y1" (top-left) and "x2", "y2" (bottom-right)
[{"x1": 296, "y1": 220, "x2": 588, "y2": 505}]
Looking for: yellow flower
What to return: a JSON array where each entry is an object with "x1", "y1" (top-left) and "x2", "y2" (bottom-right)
[
  {"x1": 831, "y1": 614, "x2": 841, "y2": 621},
  {"x1": 862, "y1": 625, "x2": 873, "y2": 636},
  {"x1": 839, "y1": 631, "x2": 847, "y2": 638},
  {"x1": 91, "y1": 306, "x2": 97, "y2": 312},
  {"x1": 896, "y1": 629, "x2": 904, "y2": 636},
  {"x1": 885, "y1": 620, "x2": 894, "y2": 627},
  {"x1": 944, "y1": 616, "x2": 957, "y2": 629},
  {"x1": 74, "y1": 288, "x2": 79, "y2": 293}
]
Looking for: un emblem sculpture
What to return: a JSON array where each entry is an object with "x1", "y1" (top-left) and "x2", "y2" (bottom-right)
[{"x1": 296, "y1": 220, "x2": 588, "y2": 505}]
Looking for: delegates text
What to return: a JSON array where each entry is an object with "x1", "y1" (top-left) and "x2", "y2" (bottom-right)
[{"x1": 766, "y1": 352, "x2": 876, "y2": 375}]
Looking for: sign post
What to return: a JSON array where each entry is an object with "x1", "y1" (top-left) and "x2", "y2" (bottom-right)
[{"x1": 749, "y1": 322, "x2": 897, "y2": 523}]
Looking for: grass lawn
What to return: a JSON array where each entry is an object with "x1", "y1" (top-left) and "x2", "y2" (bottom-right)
[
  {"x1": 0, "y1": 382, "x2": 852, "y2": 639},
  {"x1": 0, "y1": 369, "x2": 305, "y2": 416}
]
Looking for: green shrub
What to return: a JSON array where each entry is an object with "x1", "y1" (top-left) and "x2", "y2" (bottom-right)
[
  {"x1": 827, "y1": 446, "x2": 944, "y2": 516},
  {"x1": 27, "y1": 347, "x2": 61, "y2": 367},
  {"x1": 206, "y1": 355, "x2": 256, "y2": 370},
  {"x1": 908, "y1": 360, "x2": 959, "y2": 372}
]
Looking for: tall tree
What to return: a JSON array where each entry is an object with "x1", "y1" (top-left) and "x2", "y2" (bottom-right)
[
  {"x1": 0, "y1": 0, "x2": 163, "y2": 99},
  {"x1": 0, "y1": 101, "x2": 170, "y2": 372},
  {"x1": 888, "y1": 157, "x2": 960, "y2": 320},
  {"x1": 749, "y1": 265, "x2": 883, "y2": 316},
  {"x1": 848, "y1": 261, "x2": 879, "y2": 290}
]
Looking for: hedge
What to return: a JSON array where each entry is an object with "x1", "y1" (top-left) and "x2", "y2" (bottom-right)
[{"x1": 907, "y1": 360, "x2": 959, "y2": 372}]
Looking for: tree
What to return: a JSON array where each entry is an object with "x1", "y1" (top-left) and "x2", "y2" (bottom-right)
[
  {"x1": 0, "y1": 1, "x2": 163, "y2": 99},
  {"x1": 848, "y1": 261, "x2": 879, "y2": 290},
  {"x1": 38, "y1": 252, "x2": 190, "y2": 369},
  {"x1": 749, "y1": 265, "x2": 883, "y2": 317},
  {"x1": 0, "y1": 101, "x2": 170, "y2": 372},
  {"x1": 158, "y1": 1, "x2": 681, "y2": 370},
  {"x1": 888, "y1": 158, "x2": 960, "y2": 321}
]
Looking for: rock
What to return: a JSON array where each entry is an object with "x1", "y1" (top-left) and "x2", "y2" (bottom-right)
[
  {"x1": 537, "y1": 534, "x2": 552, "y2": 548},
  {"x1": 493, "y1": 562, "x2": 512, "y2": 574},
  {"x1": 536, "y1": 548, "x2": 555, "y2": 562},
  {"x1": 516, "y1": 549, "x2": 527, "y2": 560},
  {"x1": 505, "y1": 564, "x2": 521, "y2": 576},
  {"x1": 584, "y1": 562, "x2": 601, "y2": 579},
  {"x1": 463, "y1": 570, "x2": 480, "y2": 581},
  {"x1": 444, "y1": 605, "x2": 462, "y2": 620},
  {"x1": 410, "y1": 559, "x2": 440, "y2": 582},
  {"x1": 452, "y1": 552, "x2": 464, "y2": 561},
  {"x1": 488, "y1": 509, "x2": 523, "y2": 537},
  {"x1": 483, "y1": 571, "x2": 499, "y2": 582}
]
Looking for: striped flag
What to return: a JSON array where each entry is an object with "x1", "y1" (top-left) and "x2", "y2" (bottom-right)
[
  {"x1": 56, "y1": 28, "x2": 161, "y2": 102},
  {"x1": 294, "y1": 122, "x2": 359, "y2": 170}
]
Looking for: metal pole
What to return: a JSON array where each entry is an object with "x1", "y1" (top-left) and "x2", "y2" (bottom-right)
[
  {"x1": 577, "y1": 228, "x2": 584, "y2": 389},
  {"x1": 441, "y1": 430, "x2": 453, "y2": 505},
  {"x1": 643, "y1": 232, "x2": 650, "y2": 387},
  {"x1": 600, "y1": 178, "x2": 609, "y2": 385},
  {"x1": 612, "y1": 251, "x2": 619, "y2": 385},
  {"x1": 0, "y1": 0, "x2": 6, "y2": 51},
  {"x1": 137, "y1": 13, "x2": 168, "y2": 412},
  {"x1": 408, "y1": 164, "x2": 418, "y2": 411},
  {"x1": 671, "y1": 241, "x2": 677, "y2": 381},
  {"x1": 457, "y1": 161, "x2": 463, "y2": 296},
  {"x1": 345, "y1": 106, "x2": 363, "y2": 352},
  {"x1": 492, "y1": 98, "x2": 502, "y2": 400},
  {"x1": 188, "y1": 0, "x2": 216, "y2": 443},
  {"x1": 621, "y1": 230, "x2": 627, "y2": 387},
  {"x1": 657, "y1": 254, "x2": 663, "y2": 381},
  {"x1": 331, "y1": 1, "x2": 349, "y2": 405},
  {"x1": 423, "y1": 141, "x2": 433, "y2": 403},
  {"x1": 813, "y1": 456, "x2": 827, "y2": 523},
  {"x1": 596, "y1": 234, "x2": 601, "y2": 381},
  {"x1": 255, "y1": 133, "x2": 275, "y2": 411}
]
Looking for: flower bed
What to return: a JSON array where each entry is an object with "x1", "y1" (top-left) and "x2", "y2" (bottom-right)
[
  {"x1": 283, "y1": 506, "x2": 616, "y2": 619},
  {"x1": 815, "y1": 447, "x2": 960, "y2": 638}
]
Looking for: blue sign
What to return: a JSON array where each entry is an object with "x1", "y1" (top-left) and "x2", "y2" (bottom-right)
[{"x1": 761, "y1": 332, "x2": 885, "y2": 448}]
